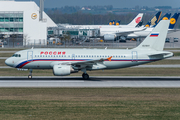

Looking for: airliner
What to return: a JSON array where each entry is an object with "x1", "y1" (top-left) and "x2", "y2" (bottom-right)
[
  {"x1": 127, "y1": 13, "x2": 179, "y2": 39},
  {"x1": 5, "y1": 20, "x2": 173, "y2": 79},
  {"x1": 101, "y1": 11, "x2": 162, "y2": 41},
  {"x1": 64, "y1": 13, "x2": 143, "y2": 29}
]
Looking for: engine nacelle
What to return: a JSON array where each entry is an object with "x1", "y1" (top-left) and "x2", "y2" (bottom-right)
[
  {"x1": 104, "y1": 34, "x2": 116, "y2": 41},
  {"x1": 53, "y1": 65, "x2": 71, "y2": 76}
]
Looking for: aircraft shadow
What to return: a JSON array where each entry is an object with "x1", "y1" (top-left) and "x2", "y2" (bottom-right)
[{"x1": 0, "y1": 77, "x2": 180, "y2": 81}]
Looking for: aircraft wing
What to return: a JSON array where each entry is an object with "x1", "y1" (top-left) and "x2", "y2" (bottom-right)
[
  {"x1": 115, "y1": 27, "x2": 147, "y2": 36},
  {"x1": 71, "y1": 56, "x2": 112, "y2": 66},
  {"x1": 59, "y1": 56, "x2": 112, "y2": 70}
]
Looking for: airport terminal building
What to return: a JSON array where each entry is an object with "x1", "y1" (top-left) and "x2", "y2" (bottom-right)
[{"x1": 0, "y1": 0, "x2": 57, "y2": 46}]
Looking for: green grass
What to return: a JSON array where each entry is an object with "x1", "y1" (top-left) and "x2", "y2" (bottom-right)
[
  {"x1": 0, "y1": 59, "x2": 6, "y2": 66},
  {"x1": 0, "y1": 48, "x2": 24, "y2": 51},
  {"x1": 0, "y1": 88, "x2": 180, "y2": 120},
  {"x1": 1, "y1": 68, "x2": 180, "y2": 76},
  {"x1": 173, "y1": 52, "x2": 180, "y2": 57},
  {"x1": 0, "y1": 53, "x2": 13, "y2": 57}
]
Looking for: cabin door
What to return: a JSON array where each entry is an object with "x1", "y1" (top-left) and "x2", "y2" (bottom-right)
[
  {"x1": 132, "y1": 51, "x2": 138, "y2": 62},
  {"x1": 27, "y1": 51, "x2": 33, "y2": 61},
  {"x1": 72, "y1": 54, "x2": 75, "y2": 60}
]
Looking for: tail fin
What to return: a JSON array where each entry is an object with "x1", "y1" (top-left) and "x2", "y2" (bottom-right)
[
  {"x1": 145, "y1": 11, "x2": 162, "y2": 27},
  {"x1": 116, "y1": 21, "x2": 120, "y2": 26},
  {"x1": 169, "y1": 13, "x2": 180, "y2": 29},
  {"x1": 161, "y1": 13, "x2": 171, "y2": 20},
  {"x1": 135, "y1": 20, "x2": 170, "y2": 51},
  {"x1": 112, "y1": 20, "x2": 115, "y2": 25},
  {"x1": 135, "y1": 20, "x2": 143, "y2": 27},
  {"x1": 127, "y1": 13, "x2": 143, "y2": 27},
  {"x1": 152, "y1": 13, "x2": 171, "y2": 27},
  {"x1": 108, "y1": 21, "x2": 113, "y2": 25}
]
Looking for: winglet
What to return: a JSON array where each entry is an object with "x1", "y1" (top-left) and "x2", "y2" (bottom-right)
[{"x1": 107, "y1": 56, "x2": 112, "y2": 61}]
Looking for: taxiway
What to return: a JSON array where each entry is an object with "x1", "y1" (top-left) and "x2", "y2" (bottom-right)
[{"x1": 0, "y1": 76, "x2": 180, "y2": 88}]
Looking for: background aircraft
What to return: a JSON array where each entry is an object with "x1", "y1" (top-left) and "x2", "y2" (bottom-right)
[
  {"x1": 127, "y1": 13, "x2": 180, "y2": 39},
  {"x1": 100, "y1": 12, "x2": 162, "y2": 41},
  {"x1": 64, "y1": 13, "x2": 143, "y2": 29},
  {"x1": 5, "y1": 20, "x2": 173, "y2": 80}
]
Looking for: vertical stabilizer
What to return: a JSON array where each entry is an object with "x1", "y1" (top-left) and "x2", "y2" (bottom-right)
[
  {"x1": 127, "y1": 13, "x2": 143, "y2": 27},
  {"x1": 135, "y1": 20, "x2": 170, "y2": 51},
  {"x1": 169, "y1": 13, "x2": 180, "y2": 29},
  {"x1": 145, "y1": 11, "x2": 162, "y2": 27}
]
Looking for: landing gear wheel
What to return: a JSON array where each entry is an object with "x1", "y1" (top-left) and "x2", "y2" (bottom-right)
[
  {"x1": 28, "y1": 69, "x2": 33, "y2": 79},
  {"x1": 82, "y1": 73, "x2": 89, "y2": 80},
  {"x1": 28, "y1": 75, "x2": 32, "y2": 79}
]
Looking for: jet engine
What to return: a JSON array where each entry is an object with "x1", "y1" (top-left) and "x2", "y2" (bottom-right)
[
  {"x1": 104, "y1": 34, "x2": 116, "y2": 41},
  {"x1": 53, "y1": 65, "x2": 76, "y2": 76}
]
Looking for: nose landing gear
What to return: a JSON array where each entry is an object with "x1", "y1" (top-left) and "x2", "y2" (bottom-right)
[{"x1": 28, "y1": 69, "x2": 33, "y2": 79}]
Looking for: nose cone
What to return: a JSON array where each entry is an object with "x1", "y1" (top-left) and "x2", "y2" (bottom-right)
[{"x1": 5, "y1": 58, "x2": 14, "y2": 67}]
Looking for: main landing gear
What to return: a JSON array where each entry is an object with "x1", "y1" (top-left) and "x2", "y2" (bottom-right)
[
  {"x1": 28, "y1": 69, "x2": 33, "y2": 79},
  {"x1": 82, "y1": 73, "x2": 89, "y2": 80}
]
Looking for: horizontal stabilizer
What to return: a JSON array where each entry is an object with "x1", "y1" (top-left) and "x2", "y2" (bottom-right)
[{"x1": 148, "y1": 52, "x2": 172, "y2": 57}]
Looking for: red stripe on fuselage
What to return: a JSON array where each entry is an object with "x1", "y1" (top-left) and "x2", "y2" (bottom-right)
[
  {"x1": 18, "y1": 59, "x2": 159, "y2": 68},
  {"x1": 19, "y1": 61, "x2": 31, "y2": 68}
]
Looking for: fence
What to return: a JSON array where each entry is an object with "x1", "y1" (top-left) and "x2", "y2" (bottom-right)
[{"x1": 1, "y1": 38, "x2": 180, "y2": 49}]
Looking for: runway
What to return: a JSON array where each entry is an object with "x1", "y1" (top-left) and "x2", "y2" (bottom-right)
[{"x1": 0, "y1": 76, "x2": 180, "y2": 88}]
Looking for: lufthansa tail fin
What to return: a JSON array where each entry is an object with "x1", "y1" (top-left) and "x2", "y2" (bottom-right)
[
  {"x1": 112, "y1": 20, "x2": 115, "y2": 25},
  {"x1": 116, "y1": 21, "x2": 120, "y2": 26},
  {"x1": 127, "y1": 13, "x2": 143, "y2": 27},
  {"x1": 160, "y1": 13, "x2": 171, "y2": 20},
  {"x1": 108, "y1": 21, "x2": 113, "y2": 25},
  {"x1": 135, "y1": 20, "x2": 170, "y2": 51},
  {"x1": 145, "y1": 11, "x2": 162, "y2": 27},
  {"x1": 169, "y1": 13, "x2": 180, "y2": 29}
]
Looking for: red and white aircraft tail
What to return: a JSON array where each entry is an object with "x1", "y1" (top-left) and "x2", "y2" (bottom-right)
[{"x1": 127, "y1": 13, "x2": 143, "y2": 27}]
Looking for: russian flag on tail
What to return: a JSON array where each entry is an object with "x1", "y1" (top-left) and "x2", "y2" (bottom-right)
[{"x1": 150, "y1": 33, "x2": 159, "y2": 37}]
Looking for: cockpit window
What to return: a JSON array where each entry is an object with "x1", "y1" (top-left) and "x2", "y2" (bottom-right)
[{"x1": 12, "y1": 54, "x2": 21, "y2": 57}]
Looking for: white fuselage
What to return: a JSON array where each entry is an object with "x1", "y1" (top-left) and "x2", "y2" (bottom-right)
[{"x1": 5, "y1": 48, "x2": 172, "y2": 71}]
